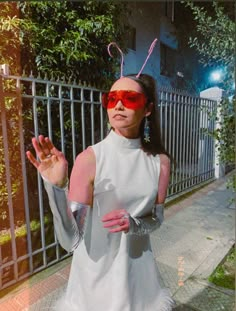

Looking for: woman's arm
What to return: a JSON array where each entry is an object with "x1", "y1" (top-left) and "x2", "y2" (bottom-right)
[
  {"x1": 45, "y1": 148, "x2": 95, "y2": 251},
  {"x1": 155, "y1": 154, "x2": 171, "y2": 204},
  {"x1": 68, "y1": 147, "x2": 95, "y2": 205},
  {"x1": 27, "y1": 136, "x2": 95, "y2": 251}
]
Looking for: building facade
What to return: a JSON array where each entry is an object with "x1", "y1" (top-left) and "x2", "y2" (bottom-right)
[{"x1": 123, "y1": 1, "x2": 179, "y2": 88}]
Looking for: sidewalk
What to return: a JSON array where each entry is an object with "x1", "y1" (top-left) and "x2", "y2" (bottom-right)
[{"x1": 0, "y1": 175, "x2": 235, "y2": 311}]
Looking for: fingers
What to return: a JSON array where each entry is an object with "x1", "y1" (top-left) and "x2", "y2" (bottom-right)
[
  {"x1": 26, "y1": 151, "x2": 40, "y2": 169},
  {"x1": 109, "y1": 224, "x2": 129, "y2": 233},
  {"x1": 40, "y1": 136, "x2": 66, "y2": 162},
  {"x1": 39, "y1": 135, "x2": 51, "y2": 155},
  {"x1": 102, "y1": 209, "x2": 130, "y2": 233},
  {"x1": 102, "y1": 209, "x2": 128, "y2": 222},
  {"x1": 29, "y1": 135, "x2": 58, "y2": 160},
  {"x1": 31, "y1": 137, "x2": 48, "y2": 161}
]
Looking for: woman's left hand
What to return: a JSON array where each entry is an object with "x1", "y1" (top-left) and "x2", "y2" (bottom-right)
[{"x1": 102, "y1": 209, "x2": 130, "y2": 233}]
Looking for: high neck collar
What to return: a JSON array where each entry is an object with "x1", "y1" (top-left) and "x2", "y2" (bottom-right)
[{"x1": 107, "y1": 130, "x2": 141, "y2": 149}]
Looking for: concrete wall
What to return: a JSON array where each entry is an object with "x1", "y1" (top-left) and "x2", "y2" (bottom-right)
[{"x1": 123, "y1": 1, "x2": 178, "y2": 87}]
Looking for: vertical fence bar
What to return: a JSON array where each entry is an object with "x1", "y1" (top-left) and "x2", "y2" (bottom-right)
[
  {"x1": 175, "y1": 94, "x2": 180, "y2": 193},
  {"x1": 189, "y1": 97, "x2": 194, "y2": 187},
  {"x1": 59, "y1": 84, "x2": 65, "y2": 154},
  {"x1": 46, "y1": 82, "x2": 53, "y2": 140},
  {"x1": 205, "y1": 100, "x2": 209, "y2": 179},
  {"x1": 158, "y1": 90, "x2": 163, "y2": 138},
  {"x1": 179, "y1": 95, "x2": 184, "y2": 192},
  {"x1": 203, "y1": 99, "x2": 208, "y2": 181},
  {"x1": 169, "y1": 92, "x2": 174, "y2": 195},
  {"x1": 164, "y1": 91, "x2": 168, "y2": 153},
  {"x1": 99, "y1": 91, "x2": 104, "y2": 140},
  {"x1": 81, "y1": 88, "x2": 86, "y2": 150},
  {"x1": 32, "y1": 79, "x2": 47, "y2": 268},
  {"x1": 197, "y1": 97, "x2": 203, "y2": 183},
  {"x1": 16, "y1": 77, "x2": 33, "y2": 274},
  {"x1": 90, "y1": 90, "x2": 95, "y2": 145},
  {"x1": 211, "y1": 100, "x2": 216, "y2": 177},
  {"x1": 183, "y1": 95, "x2": 188, "y2": 190},
  {"x1": 70, "y1": 86, "x2": 76, "y2": 162},
  {"x1": 0, "y1": 75, "x2": 18, "y2": 282},
  {"x1": 168, "y1": 92, "x2": 172, "y2": 158},
  {"x1": 185, "y1": 96, "x2": 190, "y2": 188}
]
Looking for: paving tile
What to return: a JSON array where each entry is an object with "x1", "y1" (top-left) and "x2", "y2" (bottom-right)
[
  {"x1": 173, "y1": 279, "x2": 235, "y2": 311},
  {"x1": 0, "y1": 300, "x2": 22, "y2": 311},
  {"x1": 24, "y1": 285, "x2": 66, "y2": 311},
  {"x1": 14, "y1": 274, "x2": 66, "y2": 307}
]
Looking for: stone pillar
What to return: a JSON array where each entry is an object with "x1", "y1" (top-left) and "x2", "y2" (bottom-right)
[{"x1": 200, "y1": 87, "x2": 225, "y2": 178}]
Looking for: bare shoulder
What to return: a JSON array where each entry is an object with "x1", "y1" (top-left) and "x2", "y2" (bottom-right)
[
  {"x1": 72, "y1": 147, "x2": 96, "y2": 181},
  {"x1": 159, "y1": 153, "x2": 170, "y2": 168},
  {"x1": 75, "y1": 147, "x2": 96, "y2": 165},
  {"x1": 69, "y1": 147, "x2": 95, "y2": 203}
]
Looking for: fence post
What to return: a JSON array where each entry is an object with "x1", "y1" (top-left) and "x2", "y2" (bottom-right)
[{"x1": 200, "y1": 87, "x2": 225, "y2": 178}]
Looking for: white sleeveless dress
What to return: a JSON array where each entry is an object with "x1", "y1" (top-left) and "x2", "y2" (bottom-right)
[{"x1": 55, "y1": 130, "x2": 175, "y2": 311}]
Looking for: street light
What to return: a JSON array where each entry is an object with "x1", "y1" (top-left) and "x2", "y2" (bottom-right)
[{"x1": 210, "y1": 69, "x2": 222, "y2": 82}]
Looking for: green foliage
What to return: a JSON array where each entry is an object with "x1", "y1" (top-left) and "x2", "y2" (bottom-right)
[
  {"x1": 214, "y1": 98, "x2": 235, "y2": 164},
  {"x1": 183, "y1": 0, "x2": 235, "y2": 89},
  {"x1": 0, "y1": 215, "x2": 52, "y2": 245},
  {"x1": 0, "y1": 1, "x2": 131, "y2": 87},
  {"x1": 209, "y1": 246, "x2": 235, "y2": 290},
  {"x1": 182, "y1": 1, "x2": 235, "y2": 193}
]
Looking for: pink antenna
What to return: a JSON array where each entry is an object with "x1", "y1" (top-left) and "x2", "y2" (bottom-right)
[
  {"x1": 136, "y1": 38, "x2": 158, "y2": 78},
  {"x1": 107, "y1": 42, "x2": 124, "y2": 78}
]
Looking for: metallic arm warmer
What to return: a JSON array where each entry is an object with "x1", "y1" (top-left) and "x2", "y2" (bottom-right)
[
  {"x1": 43, "y1": 180, "x2": 89, "y2": 252},
  {"x1": 128, "y1": 204, "x2": 164, "y2": 236}
]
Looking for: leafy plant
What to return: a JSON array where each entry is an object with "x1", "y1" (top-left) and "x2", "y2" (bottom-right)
[
  {"x1": 0, "y1": 215, "x2": 52, "y2": 245},
  {"x1": 0, "y1": 1, "x2": 131, "y2": 87},
  {"x1": 183, "y1": 1, "x2": 235, "y2": 90},
  {"x1": 209, "y1": 245, "x2": 235, "y2": 290},
  {"x1": 182, "y1": 0, "x2": 235, "y2": 191}
]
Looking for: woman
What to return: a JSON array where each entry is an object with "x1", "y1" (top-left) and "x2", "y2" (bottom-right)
[{"x1": 27, "y1": 73, "x2": 175, "y2": 310}]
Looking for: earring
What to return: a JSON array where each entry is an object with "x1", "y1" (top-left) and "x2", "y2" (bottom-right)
[
  {"x1": 144, "y1": 116, "x2": 150, "y2": 143},
  {"x1": 106, "y1": 121, "x2": 112, "y2": 135}
]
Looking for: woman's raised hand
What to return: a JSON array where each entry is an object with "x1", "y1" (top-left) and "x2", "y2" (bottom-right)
[{"x1": 26, "y1": 135, "x2": 68, "y2": 188}]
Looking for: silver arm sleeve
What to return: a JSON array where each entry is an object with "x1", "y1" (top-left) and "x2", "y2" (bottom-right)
[
  {"x1": 128, "y1": 204, "x2": 164, "y2": 236},
  {"x1": 43, "y1": 180, "x2": 89, "y2": 252}
]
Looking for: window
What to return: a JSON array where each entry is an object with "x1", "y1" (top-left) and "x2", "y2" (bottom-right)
[
  {"x1": 160, "y1": 43, "x2": 176, "y2": 77},
  {"x1": 126, "y1": 27, "x2": 136, "y2": 51}
]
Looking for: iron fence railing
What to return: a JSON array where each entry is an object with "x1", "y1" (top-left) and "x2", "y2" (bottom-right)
[{"x1": 0, "y1": 74, "x2": 217, "y2": 290}]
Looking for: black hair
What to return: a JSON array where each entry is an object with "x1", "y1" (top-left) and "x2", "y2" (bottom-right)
[{"x1": 125, "y1": 74, "x2": 170, "y2": 157}]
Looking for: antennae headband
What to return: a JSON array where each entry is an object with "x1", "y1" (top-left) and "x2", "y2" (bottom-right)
[
  {"x1": 107, "y1": 38, "x2": 158, "y2": 78},
  {"x1": 136, "y1": 38, "x2": 158, "y2": 78},
  {"x1": 107, "y1": 42, "x2": 124, "y2": 78}
]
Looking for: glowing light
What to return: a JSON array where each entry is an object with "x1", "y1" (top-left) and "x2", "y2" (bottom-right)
[{"x1": 210, "y1": 70, "x2": 222, "y2": 82}]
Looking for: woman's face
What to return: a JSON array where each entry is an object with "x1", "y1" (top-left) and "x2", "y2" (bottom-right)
[{"x1": 106, "y1": 77, "x2": 152, "y2": 138}]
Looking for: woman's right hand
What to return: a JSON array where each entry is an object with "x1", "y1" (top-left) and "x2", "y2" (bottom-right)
[{"x1": 26, "y1": 135, "x2": 68, "y2": 188}]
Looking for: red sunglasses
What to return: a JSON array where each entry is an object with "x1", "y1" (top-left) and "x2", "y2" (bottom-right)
[{"x1": 102, "y1": 90, "x2": 147, "y2": 110}]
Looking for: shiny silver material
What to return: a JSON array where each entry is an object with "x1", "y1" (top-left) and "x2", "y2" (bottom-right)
[
  {"x1": 128, "y1": 204, "x2": 164, "y2": 236},
  {"x1": 69, "y1": 201, "x2": 90, "y2": 239},
  {"x1": 43, "y1": 181, "x2": 81, "y2": 253}
]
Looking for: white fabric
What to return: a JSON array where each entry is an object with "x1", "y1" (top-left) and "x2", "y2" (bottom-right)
[{"x1": 54, "y1": 130, "x2": 175, "y2": 311}]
